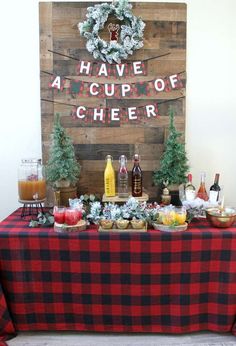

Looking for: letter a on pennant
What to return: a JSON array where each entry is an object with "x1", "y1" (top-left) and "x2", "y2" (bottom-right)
[{"x1": 50, "y1": 76, "x2": 64, "y2": 90}]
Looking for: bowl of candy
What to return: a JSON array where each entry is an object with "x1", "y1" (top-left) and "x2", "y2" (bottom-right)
[{"x1": 206, "y1": 207, "x2": 236, "y2": 228}]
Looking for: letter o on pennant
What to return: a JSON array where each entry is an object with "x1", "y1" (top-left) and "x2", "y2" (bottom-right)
[{"x1": 154, "y1": 79, "x2": 165, "y2": 92}]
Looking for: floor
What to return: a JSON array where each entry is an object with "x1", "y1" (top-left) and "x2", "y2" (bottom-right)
[{"x1": 6, "y1": 332, "x2": 236, "y2": 346}]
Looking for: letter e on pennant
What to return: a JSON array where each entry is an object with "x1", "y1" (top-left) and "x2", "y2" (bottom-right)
[
  {"x1": 128, "y1": 107, "x2": 137, "y2": 120},
  {"x1": 132, "y1": 61, "x2": 143, "y2": 75}
]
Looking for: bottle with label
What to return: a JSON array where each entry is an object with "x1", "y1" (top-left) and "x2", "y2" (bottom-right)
[
  {"x1": 185, "y1": 173, "x2": 196, "y2": 201},
  {"x1": 131, "y1": 154, "x2": 142, "y2": 197},
  {"x1": 104, "y1": 155, "x2": 116, "y2": 197},
  {"x1": 209, "y1": 173, "x2": 221, "y2": 203},
  {"x1": 118, "y1": 155, "x2": 129, "y2": 198},
  {"x1": 196, "y1": 172, "x2": 209, "y2": 201}
]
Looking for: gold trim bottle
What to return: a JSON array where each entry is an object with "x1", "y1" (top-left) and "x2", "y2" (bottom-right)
[{"x1": 104, "y1": 155, "x2": 116, "y2": 197}]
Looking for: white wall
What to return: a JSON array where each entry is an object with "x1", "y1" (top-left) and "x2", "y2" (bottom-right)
[{"x1": 0, "y1": 0, "x2": 236, "y2": 221}]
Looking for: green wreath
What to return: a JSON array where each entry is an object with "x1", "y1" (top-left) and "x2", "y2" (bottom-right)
[{"x1": 78, "y1": 0, "x2": 145, "y2": 64}]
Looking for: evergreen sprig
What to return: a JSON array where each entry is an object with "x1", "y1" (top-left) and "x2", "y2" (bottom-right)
[
  {"x1": 153, "y1": 107, "x2": 189, "y2": 186},
  {"x1": 45, "y1": 114, "x2": 81, "y2": 186}
]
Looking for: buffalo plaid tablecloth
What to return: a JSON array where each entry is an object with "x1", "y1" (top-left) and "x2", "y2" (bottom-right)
[{"x1": 0, "y1": 208, "x2": 236, "y2": 342}]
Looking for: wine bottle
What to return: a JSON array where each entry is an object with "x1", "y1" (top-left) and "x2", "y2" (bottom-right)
[
  {"x1": 197, "y1": 172, "x2": 208, "y2": 201},
  {"x1": 209, "y1": 173, "x2": 220, "y2": 203},
  {"x1": 185, "y1": 173, "x2": 196, "y2": 201},
  {"x1": 131, "y1": 154, "x2": 142, "y2": 197}
]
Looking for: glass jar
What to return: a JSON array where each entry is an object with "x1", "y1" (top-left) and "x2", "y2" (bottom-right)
[{"x1": 18, "y1": 159, "x2": 46, "y2": 201}]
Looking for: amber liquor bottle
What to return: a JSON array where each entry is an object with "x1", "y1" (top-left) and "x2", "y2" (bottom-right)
[{"x1": 132, "y1": 154, "x2": 142, "y2": 197}]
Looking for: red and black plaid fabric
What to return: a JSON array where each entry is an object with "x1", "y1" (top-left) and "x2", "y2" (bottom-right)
[{"x1": 0, "y1": 208, "x2": 236, "y2": 342}]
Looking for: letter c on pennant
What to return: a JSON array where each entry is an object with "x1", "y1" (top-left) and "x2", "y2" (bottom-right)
[{"x1": 76, "y1": 106, "x2": 86, "y2": 119}]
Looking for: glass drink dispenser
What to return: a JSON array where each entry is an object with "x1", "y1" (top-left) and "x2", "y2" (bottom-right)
[{"x1": 18, "y1": 159, "x2": 46, "y2": 201}]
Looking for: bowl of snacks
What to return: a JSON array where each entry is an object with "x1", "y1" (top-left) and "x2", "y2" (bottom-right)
[
  {"x1": 205, "y1": 207, "x2": 236, "y2": 228},
  {"x1": 115, "y1": 219, "x2": 129, "y2": 229},
  {"x1": 100, "y1": 219, "x2": 114, "y2": 229},
  {"x1": 130, "y1": 219, "x2": 146, "y2": 229}
]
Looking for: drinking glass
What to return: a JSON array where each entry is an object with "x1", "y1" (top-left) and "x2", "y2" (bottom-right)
[
  {"x1": 53, "y1": 206, "x2": 65, "y2": 224},
  {"x1": 65, "y1": 208, "x2": 79, "y2": 226}
]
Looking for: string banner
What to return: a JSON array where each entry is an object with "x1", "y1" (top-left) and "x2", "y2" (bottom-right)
[
  {"x1": 76, "y1": 60, "x2": 147, "y2": 78},
  {"x1": 71, "y1": 103, "x2": 160, "y2": 125},
  {"x1": 49, "y1": 74, "x2": 183, "y2": 98}
]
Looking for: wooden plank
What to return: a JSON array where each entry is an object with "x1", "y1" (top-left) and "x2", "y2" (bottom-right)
[
  {"x1": 69, "y1": 128, "x2": 164, "y2": 145},
  {"x1": 74, "y1": 144, "x2": 133, "y2": 160},
  {"x1": 53, "y1": 89, "x2": 185, "y2": 102},
  {"x1": 52, "y1": 58, "x2": 185, "y2": 78},
  {"x1": 79, "y1": 160, "x2": 160, "y2": 172},
  {"x1": 44, "y1": 142, "x2": 164, "y2": 161},
  {"x1": 60, "y1": 114, "x2": 120, "y2": 129},
  {"x1": 102, "y1": 192, "x2": 149, "y2": 203},
  {"x1": 39, "y1": 2, "x2": 53, "y2": 165},
  {"x1": 132, "y1": 3, "x2": 187, "y2": 22}
]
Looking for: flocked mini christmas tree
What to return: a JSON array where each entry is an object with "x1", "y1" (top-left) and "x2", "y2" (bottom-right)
[
  {"x1": 153, "y1": 107, "x2": 189, "y2": 186},
  {"x1": 45, "y1": 114, "x2": 81, "y2": 187}
]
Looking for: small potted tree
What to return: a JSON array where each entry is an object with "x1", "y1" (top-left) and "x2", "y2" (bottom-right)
[
  {"x1": 45, "y1": 114, "x2": 81, "y2": 206},
  {"x1": 153, "y1": 107, "x2": 189, "y2": 205}
]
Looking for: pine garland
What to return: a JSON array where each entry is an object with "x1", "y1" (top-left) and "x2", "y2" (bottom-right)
[
  {"x1": 45, "y1": 114, "x2": 81, "y2": 186},
  {"x1": 153, "y1": 107, "x2": 189, "y2": 186},
  {"x1": 78, "y1": 0, "x2": 145, "y2": 64}
]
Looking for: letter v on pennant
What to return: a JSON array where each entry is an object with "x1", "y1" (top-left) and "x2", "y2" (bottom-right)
[{"x1": 115, "y1": 64, "x2": 125, "y2": 77}]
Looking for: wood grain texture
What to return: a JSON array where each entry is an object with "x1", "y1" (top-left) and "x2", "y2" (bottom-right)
[{"x1": 40, "y1": 2, "x2": 186, "y2": 200}]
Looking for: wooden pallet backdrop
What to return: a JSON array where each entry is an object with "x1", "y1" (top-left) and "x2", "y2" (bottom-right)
[{"x1": 39, "y1": 2, "x2": 186, "y2": 201}]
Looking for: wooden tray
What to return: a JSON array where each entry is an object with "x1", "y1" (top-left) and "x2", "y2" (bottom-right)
[
  {"x1": 152, "y1": 222, "x2": 188, "y2": 232},
  {"x1": 98, "y1": 223, "x2": 147, "y2": 233},
  {"x1": 102, "y1": 193, "x2": 149, "y2": 203},
  {"x1": 54, "y1": 219, "x2": 87, "y2": 233}
]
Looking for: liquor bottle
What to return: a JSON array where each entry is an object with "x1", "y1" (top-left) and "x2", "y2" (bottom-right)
[
  {"x1": 196, "y1": 172, "x2": 208, "y2": 201},
  {"x1": 104, "y1": 155, "x2": 116, "y2": 197},
  {"x1": 209, "y1": 173, "x2": 221, "y2": 203},
  {"x1": 118, "y1": 155, "x2": 129, "y2": 198},
  {"x1": 131, "y1": 154, "x2": 142, "y2": 197},
  {"x1": 185, "y1": 173, "x2": 196, "y2": 201}
]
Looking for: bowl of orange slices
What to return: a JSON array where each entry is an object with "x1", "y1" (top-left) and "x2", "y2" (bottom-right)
[{"x1": 153, "y1": 206, "x2": 188, "y2": 232}]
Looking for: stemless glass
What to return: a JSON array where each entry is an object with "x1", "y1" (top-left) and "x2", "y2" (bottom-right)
[
  {"x1": 53, "y1": 206, "x2": 65, "y2": 224},
  {"x1": 65, "y1": 208, "x2": 79, "y2": 226},
  {"x1": 174, "y1": 206, "x2": 187, "y2": 225}
]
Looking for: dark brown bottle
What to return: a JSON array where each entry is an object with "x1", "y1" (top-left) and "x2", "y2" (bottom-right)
[{"x1": 132, "y1": 154, "x2": 142, "y2": 197}]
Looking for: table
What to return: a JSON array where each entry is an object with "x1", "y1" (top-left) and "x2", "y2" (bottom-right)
[{"x1": 0, "y1": 209, "x2": 236, "y2": 342}]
